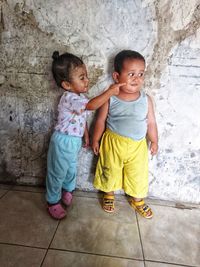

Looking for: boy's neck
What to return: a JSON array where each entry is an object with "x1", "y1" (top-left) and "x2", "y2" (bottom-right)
[{"x1": 117, "y1": 91, "x2": 141, "y2": 101}]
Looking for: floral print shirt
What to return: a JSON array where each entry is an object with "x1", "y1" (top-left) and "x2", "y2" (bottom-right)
[{"x1": 55, "y1": 92, "x2": 90, "y2": 137}]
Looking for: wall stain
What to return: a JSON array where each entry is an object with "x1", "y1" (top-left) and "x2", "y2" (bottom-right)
[{"x1": 145, "y1": 1, "x2": 200, "y2": 92}]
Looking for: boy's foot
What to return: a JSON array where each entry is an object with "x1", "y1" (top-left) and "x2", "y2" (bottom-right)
[
  {"x1": 103, "y1": 194, "x2": 115, "y2": 213},
  {"x1": 130, "y1": 199, "x2": 153, "y2": 219},
  {"x1": 47, "y1": 203, "x2": 67, "y2": 219},
  {"x1": 62, "y1": 191, "x2": 73, "y2": 206}
]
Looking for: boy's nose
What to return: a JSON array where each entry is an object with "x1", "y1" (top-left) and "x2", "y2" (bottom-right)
[{"x1": 133, "y1": 75, "x2": 139, "y2": 81}]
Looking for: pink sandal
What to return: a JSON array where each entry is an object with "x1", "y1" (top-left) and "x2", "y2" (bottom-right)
[
  {"x1": 62, "y1": 191, "x2": 73, "y2": 206},
  {"x1": 47, "y1": 203, "x2": 67, "y2": 219}
]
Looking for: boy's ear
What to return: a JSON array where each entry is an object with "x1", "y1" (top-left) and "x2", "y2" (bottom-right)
[
  {"x1": 61, "y1": 81, "x2": 71, "y2": 90},
  {"x1": 112, "y1": 72, "x2": 119, "y2": 83}
]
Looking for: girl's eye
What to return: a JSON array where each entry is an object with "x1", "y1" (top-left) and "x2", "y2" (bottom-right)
[
  {"x1": 128, "y1": 73, "x2": 135, "y2": 77},
  {"x1": 80, "y1": 75, "x2": 88, "y2": 81}
]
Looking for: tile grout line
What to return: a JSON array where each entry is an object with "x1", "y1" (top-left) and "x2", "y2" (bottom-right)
[
  {"x1": 145, "y1": 259, "x2": 197, "y2": 267},
  {"x1": 135, "y1": 212, "x2": 146, "y2": 267},
  {"x1": 0, "y1": 190, "x2": 10, "y2": 200},
  {"x1": 0, "y1": 242, "x2": 46, "y2": 250},
  {"x1": 40, "y1": 219, "x2": 61, "y2": 267},
  {"x1": 43, "y1": 247, "x2": 145, "y2": 262}
]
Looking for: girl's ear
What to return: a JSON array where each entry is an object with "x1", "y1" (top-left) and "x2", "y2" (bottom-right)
[
  {"x1": 61, "y1": 81, "x2": 71, "y2": 90},
  {"x1": 112, "y1": 72, "x2": 119, "y2": 83}
]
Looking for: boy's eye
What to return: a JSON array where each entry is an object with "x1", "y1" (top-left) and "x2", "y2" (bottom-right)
[
  {"x1": 128, "y1": 72, "x2": 144, "y2": 77},
  {"x1": 138, "y1": 72, "x2": 144, "y2": 77}
]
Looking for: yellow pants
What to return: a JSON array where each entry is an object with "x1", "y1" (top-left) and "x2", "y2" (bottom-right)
[{"x1": 94, "y1": 129, "x2": 148, "y2": 198}]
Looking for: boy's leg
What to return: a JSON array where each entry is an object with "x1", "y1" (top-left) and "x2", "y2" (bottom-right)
[
  {"x1": 93, "y1": 130, "x2": 124, "y2": 192},
  {"x1": 94, "y1": 130, "x2": 127, "y2": 213},
  {"x1": 123, "y1": 139, "x2": 153, "y2": 218},
  {"x1": 102, "y1": 191, "x2": 115, "y2": 213}
]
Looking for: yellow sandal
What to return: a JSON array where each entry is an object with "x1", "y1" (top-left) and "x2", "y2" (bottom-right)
[
  {"x1": 130, "y1": 199, "x2": 153, "y2": 219},
  {"x1": 103, "y1": 194, "x2": 115, "y2": 213}
]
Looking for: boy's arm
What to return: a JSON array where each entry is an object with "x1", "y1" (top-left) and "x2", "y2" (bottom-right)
[
  {"x1": 86, "y1": 83, "x2": 125, "y2": 111},
  {"x1": 147, "y1": 96, "x2": 158, "y2": 155},
  {"x1": 92, "y1": 101, "x2": 109, "y2": 155}
]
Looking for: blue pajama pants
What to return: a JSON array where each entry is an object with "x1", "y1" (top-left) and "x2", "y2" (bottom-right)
[{"x1": 46, "y1": 131, "x2": 82, "y2": 204}]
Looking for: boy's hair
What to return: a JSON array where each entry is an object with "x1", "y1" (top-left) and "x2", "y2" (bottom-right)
[
  {"x1": 52, "y1": 51, "x2": 84, "y2": 87},
  {"x1": 114, "y1": 50, "x2": 145, "y2": 73}
]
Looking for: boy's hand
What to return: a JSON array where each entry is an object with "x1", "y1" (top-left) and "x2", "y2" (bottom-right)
[
  {"x1": 108, "y1": 83, "x2": 126, "y2": 96},
  {"x1": 150, "y1": 142, "x2": 158, "y2": 155},
  {"x1": 92, "y1": 141, "x2": 100, "y2": 155}
]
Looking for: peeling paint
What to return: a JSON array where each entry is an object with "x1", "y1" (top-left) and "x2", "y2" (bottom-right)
[{"x1": 0, "y1": 0, "x2": 200, "y2": 204}]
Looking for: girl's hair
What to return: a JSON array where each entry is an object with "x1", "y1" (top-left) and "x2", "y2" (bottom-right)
[
  {"x1": 114, "y1": 50, "x2": 145, "y2": 73},
  {"x1": 52, "y1": 51, "x2": 84, "y2": 87}
]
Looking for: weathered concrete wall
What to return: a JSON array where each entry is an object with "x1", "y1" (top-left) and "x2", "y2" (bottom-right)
[{"x1": 0, "y1": 0, "x2": 200, "y2": 203}]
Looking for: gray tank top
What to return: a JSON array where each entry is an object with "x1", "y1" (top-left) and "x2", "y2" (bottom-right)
[{"x1": 106, "y1": 91, "x2": 148, "y2": 141}]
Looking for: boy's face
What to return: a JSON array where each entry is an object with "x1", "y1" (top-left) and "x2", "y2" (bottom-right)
[
  {"x1": 62, "y1": 64, "x2": 89, "y2": 94},
  {"x1": 113, "y1": 59, "x2": 145, "y2": 94}
]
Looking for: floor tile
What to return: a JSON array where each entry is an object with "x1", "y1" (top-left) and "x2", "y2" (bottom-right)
[
  {"x1": 0, "y1": 191, "x2": 59, "y2": 248},
  {"x1": 51, "y1": 196, "x2": 143, "y2": 259},
  {"x1": 12, "y1": 185, "x2": 45, "y2": 193},
  {"x1": 42, "y1": 249, "x2": 145, "y2": 267},
  {"x1": 0, "y1": 184, "x2": 13, "y2": 190},
  {"x1": 138, "y1": 205, "x2": 200, "y2": 266},
  {"x1": 0, "y1": 189, "x2": 8, "y2": 198},
  {"x1": 0, "y1": 244, "x2": 46, "y2": 267},
  {"x1": 145, "y1": 261, "x2": 189, "y2": 267}
]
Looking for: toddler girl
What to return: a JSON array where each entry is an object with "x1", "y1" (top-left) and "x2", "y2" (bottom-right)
[{"x1": 46, "y1": 51, "x2": 124, "y2": 219}]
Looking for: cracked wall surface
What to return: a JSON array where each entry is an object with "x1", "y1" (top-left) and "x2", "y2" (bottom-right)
[{"x1": 0, "y1": 0, "x2": 200, "y2": 203}]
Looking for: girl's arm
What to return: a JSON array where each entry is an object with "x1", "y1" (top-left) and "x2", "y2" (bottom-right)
[
  {"x1": 147, "y1": 96, "x2": 158, "y2": 155},
  {"x1": 83, "y1": 123, "x2": 90, "y2": 148},
  {"x1": 86, "y1": 83, "x2": 125, "y2": 111},
  {"x1": 92, "y1": 101, "x2": 109, "y2": 155}
]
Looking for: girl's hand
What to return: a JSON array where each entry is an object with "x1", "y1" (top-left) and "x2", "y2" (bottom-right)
[
  {"x1": 83, "y1": 135, "x2": 90, "y2": 148},
  {"x1": 92, "y1": 141, "x2": 100, "y2": 155},
  {"x1": 150, "y1": 142, "x2": 158, "y2": 155},
  {"x1": 108, "y1": 83, "x2": 126, "y2": 96}
]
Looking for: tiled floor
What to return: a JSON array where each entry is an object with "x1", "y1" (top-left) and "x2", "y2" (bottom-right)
[{"x1": 0, "y1": 184, "x2": 199, "y2": 267}]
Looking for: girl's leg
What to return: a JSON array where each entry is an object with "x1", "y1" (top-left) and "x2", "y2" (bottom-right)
[
  {"x1": 46, "y1": 132, "x2": 71, "y2": 205},
  {"x1": 62, "y1": 137, "x2": 82, "y2": 205}
]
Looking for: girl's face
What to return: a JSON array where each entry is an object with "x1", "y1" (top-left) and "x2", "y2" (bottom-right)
[
  {"x1": 68, "y1": 64, "x2": 89, "y2": 94},
  {"x1": 113, "y1": 59, "x2": 145, "y2": 95}
]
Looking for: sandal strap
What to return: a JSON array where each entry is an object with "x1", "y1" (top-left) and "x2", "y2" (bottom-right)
[
  {"x1": 137, "y1": 204, "x2": 150, "y2": 212},
  {"x1": 103, "y1": 194, "x2": 114, "y2": 200},
  {"x1": 104, "y1": 200, "x2": 114, "y2": 206},
  {"x1": 132, "y1": 199, "x2": 145, "y2": 206},
  {"x1": 103, "y1": 195, "x2": 114, "y2": 206}
]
